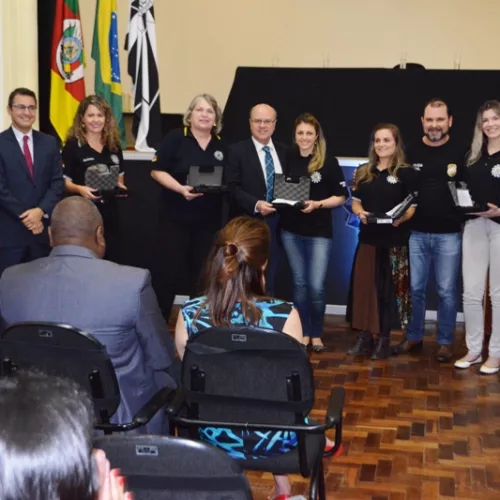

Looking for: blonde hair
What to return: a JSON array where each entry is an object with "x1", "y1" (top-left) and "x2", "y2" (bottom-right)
[
  {"x1": 293, "y1": 113, "x2": 326, "y2": 174},
  {"x1": 183, "y1": 93, "x2": 223, "y2": 135},
  {"x1": 355, "y1": 123, "x2": 408, "y2": 186},
  {"x1": 66, "y1": 95, "x2": 121, "y2": 152},
  {"x1": 467, "y1": 100, "x2": 500, "y2": 166}
]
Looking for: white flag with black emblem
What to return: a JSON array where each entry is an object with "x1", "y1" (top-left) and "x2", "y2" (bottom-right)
[{"x1": 125, "y1": 0, "x2": 162, "y2": 152}]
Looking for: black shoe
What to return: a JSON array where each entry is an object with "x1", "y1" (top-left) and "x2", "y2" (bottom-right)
[
  {"x1": 347, "y1": 332, "x2": 374, "y2": 356},
  {"x1": 371, "y1": 336, "x2": 391, "y2": 360},
  {"x1": 392, "y1": 338, "x2": 424, "y2": 356}
]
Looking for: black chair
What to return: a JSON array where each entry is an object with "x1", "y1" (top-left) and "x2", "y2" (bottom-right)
[
  {"x1": 167, "y1": 326, "x2": 345, "y2": 500},
  {"x1": 0, "y1": 322, "x2": 175, "y2": 433},
  {"x1": 94, "y1": 434, "x2": 253, "y2": 499}
]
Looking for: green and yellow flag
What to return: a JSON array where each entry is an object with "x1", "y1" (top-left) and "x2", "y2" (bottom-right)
[
  {"x1": 92, "y1": 0, "x2": 126, "y2": 146},
  {"x1": 50, "y1": 0, "x2": 86, "y2": 142}
]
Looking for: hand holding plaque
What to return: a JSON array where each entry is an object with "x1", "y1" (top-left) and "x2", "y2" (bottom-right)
[{"x1": 448, "y1": 181, "x2": 488, "y2": 213}]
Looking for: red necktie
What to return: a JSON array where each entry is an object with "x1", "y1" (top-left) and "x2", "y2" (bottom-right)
[{"x1": 23, "y1": 135, "x2": 33, "y2": 177}]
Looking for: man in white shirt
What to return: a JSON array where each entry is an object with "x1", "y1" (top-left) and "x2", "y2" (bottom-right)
[
  {"x1": 0, "y1": 87, "x2": 64, "y2": 276},
  {"x1": 226, "y1": 103, "x2": 287, "y2": 294}
]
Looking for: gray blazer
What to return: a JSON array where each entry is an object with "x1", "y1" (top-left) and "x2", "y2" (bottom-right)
[{"x1": 0, "y1": 245, "x2": 177, "y2": 434}]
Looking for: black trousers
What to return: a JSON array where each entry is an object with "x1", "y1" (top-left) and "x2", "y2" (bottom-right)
[
  {"x1": 153, "y1": 216, "x2": 221, "y2": 322},
  {"x1": 0, "y1": 243, "x2": 50, "y2": 278}
]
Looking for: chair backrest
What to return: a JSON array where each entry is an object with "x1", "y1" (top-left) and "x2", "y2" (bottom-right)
[
  {"x1": 181, "y1": 326, "x2": 315, "y2": 426},
  {"x1": 0, "y1": 322, "x2": 120, "y2": 422},
  {"x1": 94, "y1": 434, "x2": 253, "y2": 500}
]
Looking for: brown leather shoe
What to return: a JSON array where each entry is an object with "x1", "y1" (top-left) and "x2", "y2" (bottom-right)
[
  {"x1": 392, "y1": 338, "x2": 423, "y2": 355},
  {"x1": 436, "y1": 344, "x2": 453, "y2": 363}
]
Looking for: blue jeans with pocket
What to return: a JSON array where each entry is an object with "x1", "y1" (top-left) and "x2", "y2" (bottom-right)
[
  {"x1": 281, "y1": 230, "x2": 332, "y2": 339},
  {"x1": 405, "y1": 231, "x2": 461, "y2": 345}
]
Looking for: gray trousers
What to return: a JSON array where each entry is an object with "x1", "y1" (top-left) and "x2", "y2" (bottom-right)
[{"x1": 463, "y1": 218, "x2": 500, "y2": 357}]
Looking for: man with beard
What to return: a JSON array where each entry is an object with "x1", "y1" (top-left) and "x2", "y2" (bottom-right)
[{"x1": 396, "y1": 99, "x2": 464, "y2": 362}]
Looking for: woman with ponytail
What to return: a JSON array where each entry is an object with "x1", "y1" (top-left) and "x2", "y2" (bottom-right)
[{"x1": 174, "y1": 216, "x2": 307, "y2": 500}]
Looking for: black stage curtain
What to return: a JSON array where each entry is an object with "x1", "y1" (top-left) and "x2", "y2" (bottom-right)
[{"x1": 222, "y1": 67, "x2": 500, "y2": 155}]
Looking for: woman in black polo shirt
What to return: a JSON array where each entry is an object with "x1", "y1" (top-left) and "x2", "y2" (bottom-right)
[
  {"x1": 455, "y1": 100, "x2": 500, "y2": 374},
  {"x1": 346, "y1": 124, "x2": 417, "y2": 359},
  {"x1": 280, "y1": 113, "x2": 347, "y2": 352},
  {"x1": 62, "y1": 95, "x2": 127, "y2": 263},
  {"x1": 151, "y1": 93, "x2": 227, "y2": 320}
]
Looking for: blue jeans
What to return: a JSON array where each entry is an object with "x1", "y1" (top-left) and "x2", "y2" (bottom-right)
[
  {"x1": 281, "y1": 230, "x2": 332, "y2": 338},
  {"x1": 406, "y1": 231, "x2": 461, "y2": 345}
]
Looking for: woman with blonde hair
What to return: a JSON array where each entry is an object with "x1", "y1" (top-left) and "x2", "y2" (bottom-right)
[
  {"x1": 346, "y1": 123, "x2": 417, "y2": 359},
  {"x1": 62, "y1": 95, "x2": 127, "y2": 262},
  {"x1": 455, "y1": 100, "x2": 500, "y2": 373},
  {"x1": 151, "y1": 93, "x2": 227, "y2": 320},
  {"x1": 279, "y1": 113, "x2": 347, "y2": 352}
]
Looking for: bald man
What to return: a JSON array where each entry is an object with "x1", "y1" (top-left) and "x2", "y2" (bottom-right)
[
  {"x1": 226, "y1": 103, "x2": 287, "y2": 294},
  {"x1": 0, "y1": 196, "x2": 178, "y2": 434}
]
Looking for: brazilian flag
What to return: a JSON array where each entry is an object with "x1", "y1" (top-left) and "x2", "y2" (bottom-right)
[{"x1": 92, "y1": 0, "x2": 125, "y2": 146}]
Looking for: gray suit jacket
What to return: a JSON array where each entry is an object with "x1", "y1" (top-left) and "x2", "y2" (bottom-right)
[{"x1": 0, "y1": 245, "x2": 177, "y2": 434}]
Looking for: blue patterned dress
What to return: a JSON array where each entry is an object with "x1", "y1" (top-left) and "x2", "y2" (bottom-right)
[{"x1": 181, "y1": 296, "x2": 299, "y2": 460}]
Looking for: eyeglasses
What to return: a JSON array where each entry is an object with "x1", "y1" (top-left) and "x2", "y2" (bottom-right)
[
  {"x1": 11, "y1": 104, "x2": 37, "y2": 112},
  {"x1": 251, "y1": 119, "x2": 275, "y2": 125}
]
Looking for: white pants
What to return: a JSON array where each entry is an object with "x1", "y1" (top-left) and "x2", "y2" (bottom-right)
[{"x1": 463, "y1": 218, "x2": 500, "y2": 356}]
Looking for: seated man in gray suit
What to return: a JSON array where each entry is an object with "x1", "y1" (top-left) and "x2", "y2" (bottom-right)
[{"x1": 0, "y1": 196, "x2": 178, "y2": 434}]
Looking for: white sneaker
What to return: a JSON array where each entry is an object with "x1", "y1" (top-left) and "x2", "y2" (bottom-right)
[{"x1": 454, "y1": 354, "x2": 482, "y2": 369}]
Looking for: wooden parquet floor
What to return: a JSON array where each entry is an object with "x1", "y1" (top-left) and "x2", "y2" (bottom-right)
[{"x1": 170, "y1": 311, "x2": 500, "y2": 499}]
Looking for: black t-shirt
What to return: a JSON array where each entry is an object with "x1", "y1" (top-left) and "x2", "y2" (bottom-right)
[
  {"x1": 353, "y1": 165, "x2": 417, "y2": 247},
  {"x1": 62, "y1": 137, "x2": 124, "y2": 186},
  {"x1": 279, "y1": 149, "x2": 348, "y2": 238},
  {"x1": 465, "y1": 148, "x2": 500, "y2": 225},
  {"x1": 153, "y1": 128, "x2": 227, "y2": 222},
  {"x1": 406, "y1": 138, "x2": 465, "y2": 233}
]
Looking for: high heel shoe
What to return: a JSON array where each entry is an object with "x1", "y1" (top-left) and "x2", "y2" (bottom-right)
[{"x1": 312, "y1": 343, "x2": 326, "y2": 353}]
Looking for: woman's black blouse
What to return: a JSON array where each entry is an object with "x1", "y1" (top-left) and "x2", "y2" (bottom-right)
[
  {"x1": 62, "y1": 137, "x2": 124, "y2": 186},
  {"x1": 279, "y1": 149, "x2": 348, "y2": 238},
  {"x1": 352, "y1": 165, "x2": 418, "y2": 247},
  {"x1": 465, "y1": 149, "x2": 500, "y2": 225},
  {"x1": 153, "y1": 128, "x2": 227, "y2": 222}
]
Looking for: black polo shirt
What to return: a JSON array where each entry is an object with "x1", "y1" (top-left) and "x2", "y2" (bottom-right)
[
  {"x1": 153, "y1": 128, "x2": 227, "y2": 222},
  {"x1": 62, "y1": 137, "x2": 124, "y2": 185},
  {"x1": 352, "y1": 165, "x2": 417, "y2": 247},
  {"x1": 406, "y1": 138, "x2": 465, "y2": 233},
  {"x1": 279, "y1": 149, "x2": 348, "y2": 238},
  {"x1": 465, "y1": 148, "x2": 500, "y2": 225}
]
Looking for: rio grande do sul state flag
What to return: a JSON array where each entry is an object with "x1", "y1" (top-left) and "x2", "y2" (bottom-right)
[{"x1": 50, "y1": 0, "x2": 86, "y2": 142}]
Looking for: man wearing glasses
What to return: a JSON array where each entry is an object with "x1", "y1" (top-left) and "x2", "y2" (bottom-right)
[
  {"x1": 0, "y1": 88, "x2": 64, "y2": 276},
  {"x1": 226, "y1": 103, "x2": 287, "y2": 295}
]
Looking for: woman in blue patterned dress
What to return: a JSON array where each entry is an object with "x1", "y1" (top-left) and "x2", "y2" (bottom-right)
[{"x1": 175, "y1": 216, "x2": 304, "y2": 500}]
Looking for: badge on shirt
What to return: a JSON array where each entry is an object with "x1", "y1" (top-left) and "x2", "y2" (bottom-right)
[
  {"x1": 492, "y1": 164, "x2": 500, "y2": 178},
  {"x1": 82, "y1": 157, "x2": 95, "y2": 163},
  {"x1": 111, "y1": 154, "x2": 120, "y2": 165},
  {"x1": 447, "y1": 163, "x2": 457, "y2": 177},
  {"x1": 413, "y1": 163, "x2": 423, "y2": 171},
  {"x1": 310, "y1": 171, "x2": 322, "y2": 183},
  {"x1": 387, "y1": 175, "x2": 398, "y2": 184},
  {"x1": 214, "y1": 150, "x2": 224, "y2": 161}
]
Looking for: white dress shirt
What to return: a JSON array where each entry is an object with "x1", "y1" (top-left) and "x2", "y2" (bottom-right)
[
  {"x1": 12, "y1": 126, "x2": 34, "y2": 164},
  {"x1": 251, "y1": 136, "x2": 283, "y2": 182}
]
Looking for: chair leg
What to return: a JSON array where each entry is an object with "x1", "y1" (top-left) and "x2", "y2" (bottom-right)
[
  {"x1": 309, "y1": 458, "x2": 323, "y2": 500},
  {"x1": 317, "y1": 460, "x2": 326, "y2": 500}
]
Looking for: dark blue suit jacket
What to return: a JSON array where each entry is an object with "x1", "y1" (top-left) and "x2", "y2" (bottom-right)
[{"x1": 0, "y1": 127, "x2": 64, "y2": 247}]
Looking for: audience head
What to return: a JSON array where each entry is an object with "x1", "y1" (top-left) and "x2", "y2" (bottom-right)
[
  {"x1": 7, "y1": 88, "x2": 37, "y2": 134},
  {"x1": 421, "y1": 98, "x2": 452, "y2": 145},
  {"x1": 49, "y1": 197, "x2": 106, "y2": 258},
  {"x1": 67, "y1": 95, "x2": 121, "y2": 152},
  {"x1": 249, "y1": 103, "x2": 277, "y2": 145},
  {"x1": 294, "y1": 113, "x2": 326, "y2": 173},
  {"x1": 202, "y1": 216, "x2": 270, "y2": 326},
  {"x1": 0, "y1": 371, "x2": 98, "y2": 500},
  {"x1": 183, "y1": 94, "x2": 222, "y2": 135},
  {"x1": 468, "y1": 99, "x2": 500, "y2": 165}
]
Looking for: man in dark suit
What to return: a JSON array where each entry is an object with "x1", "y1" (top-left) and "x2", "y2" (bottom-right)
[
  {"x1": 0, "y1": 87, "x2": 64, "y2": 277},
  {"x1": 226, "y1": 103, "x2": 287, "y2": 294},
  {"x1": 0, "y1": 197, "x2": 178, "y2": 434}
]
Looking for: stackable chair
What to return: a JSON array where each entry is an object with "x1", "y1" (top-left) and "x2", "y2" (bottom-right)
[
  {"x1": 167, "y1": 326, "x2": 345, "y2": 500},
  {"x1": 94, "y1": 434, "x2": 253, "y2": 499},
  {"x1": 0, "y1": 322, "x2": 175, "y2": 433}
]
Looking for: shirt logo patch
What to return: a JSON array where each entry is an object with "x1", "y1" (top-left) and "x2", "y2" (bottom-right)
[
  {"x1": 83, "y1": 157, "x2": 95, "y2": 162},
  {"x1": 491, "y1": 164, "x2": 500, "y2": 178},
  {"x1": 214, "y1": 150, "x2": 224, "y2": 161},
  {"x1": 310, "y1": 171, "x2": 322, "y2": 183},
  {"x1": 111, "y1": 154, "x2": 120, "y2": 165},
  {"x1": 387, "y1": 175, "x2": 398, "y2": 184},
  {"x1": 447, "y1": 163, "x2": 457, "y2": 177},
  {"x1": 413, "y1": 163, "x2": 423, "y2": 171}
]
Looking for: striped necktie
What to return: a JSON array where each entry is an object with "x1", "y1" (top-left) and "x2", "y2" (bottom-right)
[{"x1": 262, "y1": 145, "x2": 275, "y2": 202}]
